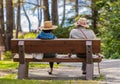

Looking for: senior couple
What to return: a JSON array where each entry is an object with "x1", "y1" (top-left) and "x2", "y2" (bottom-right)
[{"x1": 35, "y1": 17, "x2": 96, "y2": 75}]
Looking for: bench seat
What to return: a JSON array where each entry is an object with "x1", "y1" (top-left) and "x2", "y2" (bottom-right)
[{"x1": 13, "y1": 54, "x2": 102, "y2": 62}]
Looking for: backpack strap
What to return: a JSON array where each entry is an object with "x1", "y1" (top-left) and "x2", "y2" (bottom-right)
[{"x1": 79, "y1": 28, "x2": 87, "y2": 39}]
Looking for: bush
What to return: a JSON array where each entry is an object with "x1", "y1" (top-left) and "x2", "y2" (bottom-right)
[
  {"x1": 18, "y1": 32, "x2": 38, "y2": 39},
  {"x1": 3, "y1": 51, "x2": 13, "y2": 60},
  {"x1": 24, "y1": 32, "x2": 38, "y2": 39},
  {"x1": 53, "y1": 26, "x2": 74, "y2": 38}
]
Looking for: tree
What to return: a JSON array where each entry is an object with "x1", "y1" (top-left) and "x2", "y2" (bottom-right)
[
  {"x1": 5, "y1": 0, "x2": 14, "y2": 50},
  {"x1": 16, "y1": 0, "x2": 21, "y2": 38},
  {"x1": 91, "y1": 0, "x2": 99, "y2": 34},
  {"x1": 75, "y1": 0, "x2": 78, "y2": 17},
  {"x1": 61, "y1": 0, "x2": 66, "y2": 27},
  {"x1": 22, "y1": 3, "x2": 32, "y2": 32},
  {"x1": 98, "y1": 0, "x2": 120, "y2": 58},
  {"x1": 52, "y1": 0, "x2": 58, "y2": 25},
  {"x1": 37, "y1": 0, "x2": 42, "y2": 27},
  {"x1": 0, "y1": 0, "x2": 5, "y2": 46},
  {"x1": 43, "y1": 0, "x2": 50, "y2": 21}
]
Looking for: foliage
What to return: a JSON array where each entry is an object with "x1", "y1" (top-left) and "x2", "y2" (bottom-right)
[
  {"x1": 23, "y1": 32, "x2": 38, "y2": 39},
  {"x1": 98, "y1": 0, "x2": 120, "y2": 59},
  {"x1": 53, "y1": 26, "x2": 74, "y2": 38},
  {"x1": 18, "y1": 32, "x2": 38, "y2": 39},
  {"x1": 96, "y1": 74, "x2": 105, "y2": 81},
  {"x1": 3, "y1": 51, "x2": 13, "y2": 60},
  {"x1": 18, "y1": 27, "x2": 73, "y2": 39}
]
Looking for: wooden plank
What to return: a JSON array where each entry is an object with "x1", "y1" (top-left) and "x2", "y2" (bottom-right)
[
  {"x1": 18, "y1": 63, "x2": 28, "y2": 79},
  {"x1": 11, "y1": 39, "x2": 100, "y2": 53},
  {"x1": 86, "y1": 64, "x2": 93, "y2": 80},
  {"x1": 86, "y1": 41, "x2": 93, "y2": 63},
  {"x1": 18, "y1": 41, "x2": 25, "y2": 64},
  {"x1": 13, "y1": 55, "x2": 102, "y2": 62},
  {"x1": 86, "y1": 41, "x2": 93, "y2": 80}
]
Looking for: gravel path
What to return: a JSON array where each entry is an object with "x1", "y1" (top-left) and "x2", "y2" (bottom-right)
[
  {"x1": 27, "y1": 59, "x2": 120, "y2": 84},
  {"x1": 100, "y1": 59, "x2": 120, "y2": 84}
]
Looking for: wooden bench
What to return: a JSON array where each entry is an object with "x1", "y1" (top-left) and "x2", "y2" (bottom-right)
[{"x1": 11, "y1": 39, "x2": 102, "y2": 80}]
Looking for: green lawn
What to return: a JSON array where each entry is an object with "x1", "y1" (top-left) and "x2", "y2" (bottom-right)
[
  {"x1": 0, "y1": 61, "x2": 59, "y2": 70},
  {"x1": 0, "y1": 79, "x2": 99, "y2": 84}
]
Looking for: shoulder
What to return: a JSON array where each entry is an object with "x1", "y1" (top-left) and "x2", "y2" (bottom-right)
[
  {"x1": 70, "y1": 28, "x2": 79, "y2": 32},
  {"x1": 83, "y1": 29, "x2": 94, "y2": 32}
]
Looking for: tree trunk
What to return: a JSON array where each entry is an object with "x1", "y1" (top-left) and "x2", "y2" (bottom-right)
[
  {"x1": 91, "y1": 0, "x2": 98, "y2": 34},
  {"x1": 22, "y1": 4, "x2": 32, "y2": 32},
  {"x1": 43, "y1": 0, "x2": 50, "y2": 21},
  {"x1": 16, "y1": 0, "x2": 21, "y2": 38},
  {"x1": 52, "y1": 0, "x2": 58, "y2": 25},
  {"x1": 37, "y1": 0, "x2": 42, "y2": 27},
  {"x1": 75, "y1": 0, "x2": 78, "y2": 17},
  {"x1": 5, "y1": 0, "x2": 14, "y2": 51},
  {"x1": 0, "y1": 0, "x2": 5, "y2": 46},
  {"x1": 61, "y1": 0, "x2": 66, "y2": 27}
]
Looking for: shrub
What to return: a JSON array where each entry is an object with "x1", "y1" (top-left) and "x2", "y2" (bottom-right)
[
  {"x1": 3, "y1": 51, "x2": 13, "y2": 60},
  {"x1": 53, "y1": 26, "x2": 74, "y2": 38}
]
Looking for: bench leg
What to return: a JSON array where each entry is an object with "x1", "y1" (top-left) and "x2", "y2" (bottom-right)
[
  {"x1": 25, "y1": 62, "x2": 29, "y2": 78},
  {"x1": 86, "y1": 63, "x2": 93, "y2": 80},
  {"x1": 18, "y1": 62, "x2": 28, "y2": 79},
  {"x1": 86, "y1": 41, "x2": 93, "y2": 80}
]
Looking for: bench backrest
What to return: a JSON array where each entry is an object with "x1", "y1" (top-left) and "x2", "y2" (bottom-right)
[{"x1": 11, "y1": 39, "x2": 100, "y2": 54}]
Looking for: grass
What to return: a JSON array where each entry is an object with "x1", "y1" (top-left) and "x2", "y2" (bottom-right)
[
  {"x1": 96, "y1": 74, "x2": 105, "y2": 81},
  {"x1": 0, "y1": 79, "x2": 99, "y2": 84},
  {"x1": 0, "y1": 74, "x2": 17, "y2": 79},
  {"x1": 0, "y1": 61, "x2": 18, "y2": 69},
  {"x1": 0, "y1": 61, "x2": 60, "y2": 70}
]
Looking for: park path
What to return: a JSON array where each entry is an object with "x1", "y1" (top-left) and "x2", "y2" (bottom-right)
[
  {"x1": 28, "y1": 59, "x2": 120, "y2": 84},
  {"x1": 0, "y1": 59, "x2": 120, "y2": 84}
]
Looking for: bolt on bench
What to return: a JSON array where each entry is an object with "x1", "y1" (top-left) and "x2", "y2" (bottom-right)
[{"x1": 11, "y1": 39, "x2": 102, "y2": 80}]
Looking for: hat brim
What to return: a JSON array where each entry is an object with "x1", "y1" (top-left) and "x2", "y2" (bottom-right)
[
  {"x1": 39, "y1": 25, "x2": 58, "y2": 30},
  {"x1": 74, "y1": 23, "x2": 89, "y2": 28}
]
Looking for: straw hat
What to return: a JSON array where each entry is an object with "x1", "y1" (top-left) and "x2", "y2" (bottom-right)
[
  {"x1": 39, "y1": 21, "x2": 58, "y2": 30},
  {"x1": 74, "y1": 17, "x2": 89, "y2": 28}
]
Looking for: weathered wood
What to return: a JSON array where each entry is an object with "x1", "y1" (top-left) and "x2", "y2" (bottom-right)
[
  {"x1": 11, "y1": 39, "x2": 100, "y2": 54},
  {"x1": 86, "y1": 41, "x2": 93, "y2": 80},
  {"x1": 25, "y1": 62, "x2": 29, "y2": 78},
  {"x1": 18, "y1": 63, "x2": 28, "y2": 79},
  {"x1": 86, "y1": 64, "x2": 93, "y2": 80},
  {"x1": 11, "y1": 39, "x2": 102, "y2": 80},
  {"x1": 13, "y1": 54, "x2": 102, "y2": 62},
  {"x1": 18, "y1": 41, "x2": 25, "y2": 64}
]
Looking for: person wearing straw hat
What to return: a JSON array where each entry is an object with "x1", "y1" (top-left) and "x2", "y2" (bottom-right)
[
  {"x1": 35, "y1": 21, "x2": 58, "y2": 75},
  {"x1": 69, "y1": 17, "x2": 96, "y2": 74}
]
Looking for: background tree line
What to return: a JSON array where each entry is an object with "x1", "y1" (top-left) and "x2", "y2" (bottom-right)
[{"x1": 0, "y1": 0, "x2": 120, "y2": 59}]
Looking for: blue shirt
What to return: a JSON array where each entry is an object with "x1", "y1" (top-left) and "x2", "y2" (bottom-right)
[{"x1": 36, "y1": 31, "x2": 55, "y2": 39}]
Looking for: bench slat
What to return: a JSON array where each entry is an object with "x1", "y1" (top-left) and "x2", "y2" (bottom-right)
[
  {"x1": 13, "y1": 54, "x2": 102, "y2": 62},
  {"x1": 11, "y1": 39, "x2": 100, "y2": 53}
]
